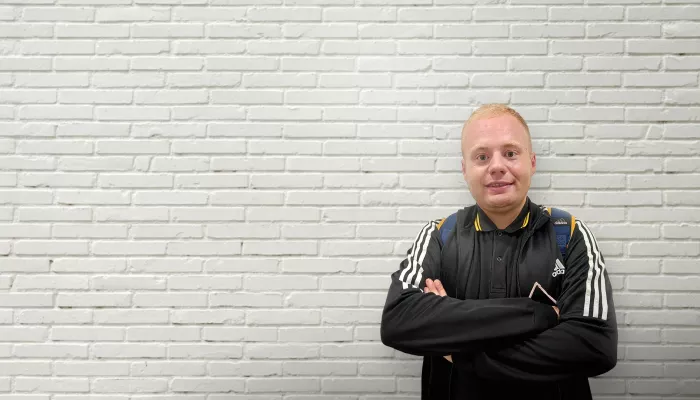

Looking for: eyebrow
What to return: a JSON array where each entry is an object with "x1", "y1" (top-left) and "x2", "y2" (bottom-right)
[{"x1": 470, "y1": 142, "x2": 524, "y2": 153}]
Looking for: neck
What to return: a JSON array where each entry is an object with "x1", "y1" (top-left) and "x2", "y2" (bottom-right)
[{"x1": 482, "y1": 198, "x2": 527, "y2": 230}]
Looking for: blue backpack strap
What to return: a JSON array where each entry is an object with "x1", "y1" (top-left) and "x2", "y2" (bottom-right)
[
  {"x1": 437, "y1": 212, "x2": 458, "y2": 246},
  {"x1": 548, "y1": 207, "x2": 575, "y2": 259}
]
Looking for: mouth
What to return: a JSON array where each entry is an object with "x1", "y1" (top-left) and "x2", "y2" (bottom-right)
[{"x1": 486, "y1": 182, "x2": 513, "y2": 188}]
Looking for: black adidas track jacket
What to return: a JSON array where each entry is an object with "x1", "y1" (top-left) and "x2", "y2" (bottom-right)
[{"x1": 380, "y1": 199, "x2": 618, "y2": 400}]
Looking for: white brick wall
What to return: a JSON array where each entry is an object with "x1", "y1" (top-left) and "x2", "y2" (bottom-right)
[{"x1": 0, "y1": 1, "x2": 698, "y2": 398}]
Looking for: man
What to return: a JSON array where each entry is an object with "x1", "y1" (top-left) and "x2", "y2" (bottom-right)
[{"x1": 380, "y1": 104, "x2": 617, "y2": 399}]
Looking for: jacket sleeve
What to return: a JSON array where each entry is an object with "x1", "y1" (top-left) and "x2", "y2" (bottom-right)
[
  {"x1": 454, "y1": 219, "x2": 618, "y2": 381},
  {"x1": 380, "y1": 219, "x2": 559, "y2": 357}
]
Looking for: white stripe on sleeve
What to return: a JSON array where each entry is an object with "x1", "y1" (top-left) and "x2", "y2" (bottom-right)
[{"x1": 399, "y1": 221, "x2": 431, "y2": 290}]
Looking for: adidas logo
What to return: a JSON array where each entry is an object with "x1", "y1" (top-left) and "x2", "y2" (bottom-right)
[{"x1": 552, "y1": 259, "x2": 565, "y2": 277}]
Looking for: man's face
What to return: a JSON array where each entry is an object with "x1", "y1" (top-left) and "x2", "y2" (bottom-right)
[{"x1": 461, "y1": 114, "x2": 536, "y2": 212}]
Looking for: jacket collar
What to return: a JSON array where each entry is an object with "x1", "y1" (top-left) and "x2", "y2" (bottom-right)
[
  {"x1": 471, "y1": 197, "x2": 550, "y2": 233},
  {"x1": 474, "y1": 198, "x2": 529, "y2": 233}
]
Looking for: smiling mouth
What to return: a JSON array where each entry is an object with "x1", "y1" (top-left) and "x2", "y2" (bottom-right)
[{"x1": 487, "y1": 183, "x2": 512, "y2": 188}]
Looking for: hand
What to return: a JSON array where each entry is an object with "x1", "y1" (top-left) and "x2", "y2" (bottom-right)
[
  {"x1": 424, "y1": 278, "x2": 447, "y2": 297},
  {"x1": 425, "y1": 279, "x2": 452, "y2": 362},
  {"x1": 553, "y1": 306, "x2": 560, "y2": 319}
]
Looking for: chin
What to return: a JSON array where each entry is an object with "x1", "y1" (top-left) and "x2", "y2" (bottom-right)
[{"x1": 484, "y1": 194, "x2": 519, "y2": 209}]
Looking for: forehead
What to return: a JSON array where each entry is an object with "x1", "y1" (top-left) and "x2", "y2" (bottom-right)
[{"x1": 462, "y1": 114, "x2": 529, "y2": 151}]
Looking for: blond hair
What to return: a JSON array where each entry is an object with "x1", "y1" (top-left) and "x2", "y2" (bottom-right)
[{"x1": 462, "y1": 104, "x2": 532, "y2": 152}]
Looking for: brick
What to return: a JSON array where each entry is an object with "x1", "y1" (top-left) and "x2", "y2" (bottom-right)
[
  {"x1": 248, "y1": 40, "x2": 319, "y2": 55},
  {"x1": 630, "y1": 174, "x2": 700, "y2": 189},
  {"x1": 624, "y1": 73, "x2": 697, "y2": 87},
  {"x1": 398, "y1": 40, "x2": 472, "y2": 55},
  {"x1": 279, "y1": 327, "x2": 353, "y2": 342},
  {"x1": 433, "y1": 57, "x2": 506, "y2": 72},
  {"x1": 323, "y1": 40, "x2": 395, "y2": 55},
  {"x1": 474, "y1": 40, "x2": 546, "y2": 55},
  {"x1": 207, "y1": 56, "x2": 278, "y2": 71},
  {"x1": 664, "y1": 158, "x2": 700, "y2": 172},
  {"x1": 282, "y1": 59, "x2": 355, "y2": 72},
  {"x1": 247, "y1": 7, "x2": 321, "y2": 22},
  {"x1": 512, "y1": 23, "x2": 583, "y2": 38},
  {"x1": 320, "y1": 73, "x2": 391, "y2": 88},
  {"x1": 666, "y1": 56, "x2": 700, "y2": 71},
  {"x1": 284, "y1": 123, "x2": 355, "y2": 138},
  {"x1": 588, "y1": 23, "x2": 660, "y2": 38},
  {"x1": 436, "y1": 24, "x2": 508, "y2": 38},
  {"x1": 473, "y1": 7, "x2": 546, "y2": 21},
  {"x1": 552, "y1": 40, "x2": 623, "y2": 54},
  {"x1": 628, "y1": 6, "x2": 700, "y2": 21},
  {"x1": 627, "y1": 141, "x2": 699, "y2": 156},
  {"x1": 322, "y1": 377, "x2": 394, "y2": 393},
  {"x1": 323, "y1": 207, "x2": 396, "y2": 222},
  {"x1": 247, "y1": 310, "x2": 320, "y2": 326},
  {"x1": 325, "y1": 107, "x2": 396, "y2": 122},
  {"x1": 626, "y1": 108, "x2": 700, "y2": 122},
  {"x1": 207, "y1": 23, "x2": 281, "y2": 38},
  {"x1": 322, "y1": 343, "x2": 393, "y2": 358},
  {"x1": 325, "y1": 173, "x2": 398, "y2": 189},
  {"x1": 548, "y1": 73, "x2": 620, "y2": 87},
  {"x1": 395, "y1": 73, "x2": 470, "y2": 88},
  {"x1": 361, "y1": 91, "x2": 434, "y2": 105},
  {"x1": 551, "y1": 6, "x2": 623, "y2": 21},
  {"x1": 286, "y1": 292, "x2": 358, "y2": 307},
  {"x1": 628, "y1": 345, "x2": 700, "y2": 361},
  {"x1": 511, "y1": 56, "x2": 582, "y2": 71},
  {"x1": 472, "y1": 73, "x2": 543, "y2": 87},
  {"x1": 323, "y1": 309, "x2": 381, "y2": 324},
  {"x1": 323, "y1": 7, "x2": 396, "y2": 22},
  {"x1": 284, "y1": 23, "x2": 357, "y2": 39},
  {"x1": 665, "y1": 89, "x2": 700, "y2": 105},
  {"x1": 246, "y1": 344, "x2": 319, "y2": 359},
  {"x1": 586, "y1": 56, "x2": 661, "y2": 71},
  {"x1": 359, "y1": 24, "x2": 432, "y2": 39},
  {"x1": 629, "y1": 39, "x2": 700, "y2": 54},
  {"x1": 589, "y1": 90, "x2": 661, "y2": 105},
  {"x1": 283, "y1": 361, "x2": 357, "y2": 376},
  {"x1": 589, "y1": 157, "x2": 662, "y2": 172},
  {"x1": 589, "y1": 191, "x2": 661, "y2": 206},
  {"x1": 247, "y1": 207, "x2": 320, "y2": 222}
]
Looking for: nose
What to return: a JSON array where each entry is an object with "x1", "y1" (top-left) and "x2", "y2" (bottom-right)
[{"x1": 488, "y1": 153, "x2": 507, "y2": 176}]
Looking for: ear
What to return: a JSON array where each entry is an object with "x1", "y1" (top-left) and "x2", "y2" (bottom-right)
[
  {"x1": 461, "y1": 158, "x2": 468, "y2": 181},
  {"x1": 530, "y1": 152, "x2": 536, "y2": 176}
]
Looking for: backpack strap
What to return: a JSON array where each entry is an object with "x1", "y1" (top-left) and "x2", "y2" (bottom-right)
[
  {"x1": 547, "y1": 207, "x2": 576, "y2": 259},
  {"x1": 437, "y1": 212, "x2": 458, "y2": 246}
]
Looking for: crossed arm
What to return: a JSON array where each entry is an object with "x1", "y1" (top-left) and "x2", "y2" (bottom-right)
[
  {"x1": 380, "y1": 219, "x2": 618, "y2": 381},
  {"x1": 423, "y1": 278, "x2": 560, "y2": 363}
]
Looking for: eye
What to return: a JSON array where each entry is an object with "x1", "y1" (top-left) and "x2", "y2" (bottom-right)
[
  {"x1": 476, "y1": 154, "x2": 488, "y2": 162},
  {"x1": 505, "y1": 150, "x2": 517, "y2": 158}
]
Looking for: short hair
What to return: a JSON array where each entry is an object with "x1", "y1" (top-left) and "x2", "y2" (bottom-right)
[{"x1": 462, "y1": 104, "x2": 532, "y2": 152}]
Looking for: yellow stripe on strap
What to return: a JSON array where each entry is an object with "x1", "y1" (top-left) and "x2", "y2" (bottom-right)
[
  {"x1": 521, "y1": 211, "x2": 530, "y2": 228},
  {"x1": 570, "y1": 216, "x2": 576, "y2": 242},
  {"x1": 437, "y1": 217, "x2": 446, "y2": 230},
  {"x1": 475, "y1": 214, "x2": 481, "y2": 231}
]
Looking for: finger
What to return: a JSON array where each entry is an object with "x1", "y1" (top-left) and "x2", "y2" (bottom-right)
[
  {"x1": 425, "y1": 279, "x2": 436, "y2": 294},
  {"x1": 444, "y1": 355, "x2": 453, "y2": 363},
  {"x1": 434, "y1": 280, "x2": 447, "y2": 297},
  {"x1": 423, "y1": 279, "x2": 430, "y2": 293}
]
